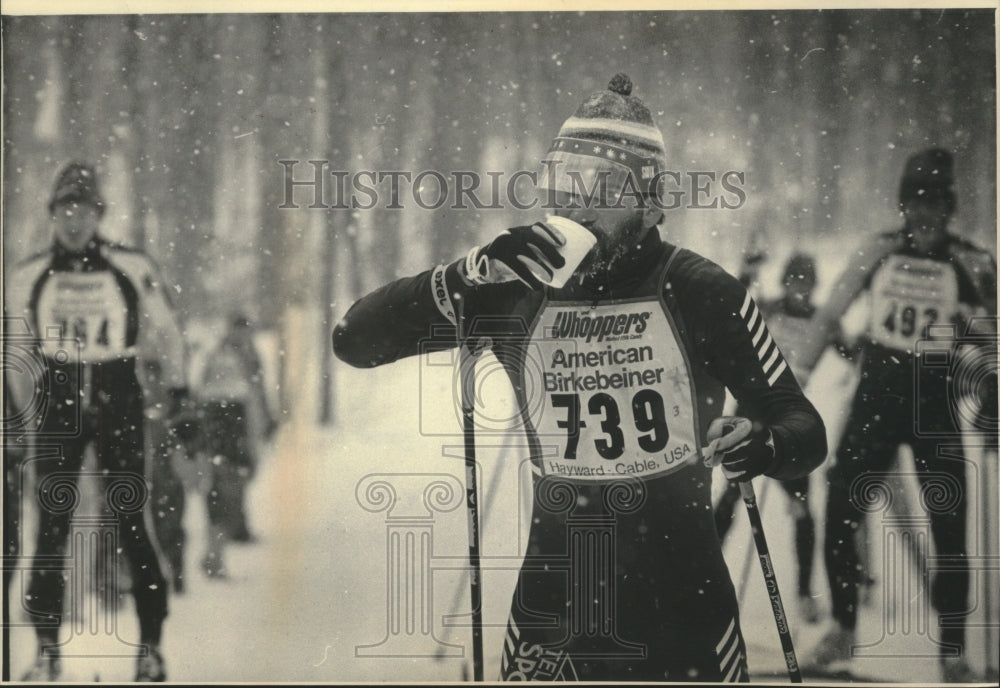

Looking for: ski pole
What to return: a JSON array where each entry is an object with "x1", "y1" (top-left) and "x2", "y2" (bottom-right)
[
  {"x1": 455, "y1": 293, "x2": 485, "y2": 682},
  {"x1": 739, "y1": 479, "x2": 802, "y2": 683},
  {"x1": 438, "y1": 442, "x2": 510, "y2": 658},
  {"x1": 735, "y1": 478, "x2": 771, "y2": 607}
]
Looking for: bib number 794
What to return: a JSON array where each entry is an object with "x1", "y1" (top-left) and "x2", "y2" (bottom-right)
[
  {"x1": 551, "y1": 389, "x2": 669, "y2": 460},
  {"x1": 56, "y1": 316, "x2": 111, "y2": 347}
]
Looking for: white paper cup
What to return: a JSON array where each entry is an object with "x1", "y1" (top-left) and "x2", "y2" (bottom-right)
[{"x1": 540, "y1": 215, "x2": 597, "y2": 288}]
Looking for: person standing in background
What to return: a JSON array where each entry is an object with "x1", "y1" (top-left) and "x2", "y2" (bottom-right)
[
  {"x1": 798, "y1": 148, "x2": 997, "y2": 683},
  {"x1": 196, "y1": 313, "x2": 278, "y2": 578},
  {"x1": 713, "y1": 252, "x2": 830, "y2": 624},
  {"x1": 5, "y1": 162, "x2": 192, "y2": 682}
]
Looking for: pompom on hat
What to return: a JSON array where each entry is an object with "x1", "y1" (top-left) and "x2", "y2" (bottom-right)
[
  {"x1": 559, "y1": 73, "x2": 666, "y2": 164},
  {"x1": 542, "y1": 73, "x2": 667, "y2": 201},
  {"x1": 898, "y1": 148, "x2": 956, "y2": 213},
  {"x1": 48, "y1": 162, "x2": 105, "y2": 217}
]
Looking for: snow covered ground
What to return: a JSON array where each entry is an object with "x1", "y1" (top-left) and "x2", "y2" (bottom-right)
[{"x1": 5, "y1": 309, "x2": 998, "y2": 683}]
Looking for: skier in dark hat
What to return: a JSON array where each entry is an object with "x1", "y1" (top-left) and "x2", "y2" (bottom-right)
[
  {"x1": 6, "y1": 162, "x2": 191, "y2": 681},
  {"x1": 798, "y1": 148, "x2": 997, "y2": 682}
]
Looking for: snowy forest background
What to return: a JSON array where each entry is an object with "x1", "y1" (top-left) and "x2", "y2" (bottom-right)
[{"x1": 3, "y1": 10, "x2": 997, "y2": 420}]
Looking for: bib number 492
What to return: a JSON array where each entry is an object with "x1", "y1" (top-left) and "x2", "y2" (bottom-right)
[
  {"x1": 881, "y1": 302, "x2": 938, "y2": 338},
  {"x1": 551, "y1": 389, "x2": 669, "y2": 460}
]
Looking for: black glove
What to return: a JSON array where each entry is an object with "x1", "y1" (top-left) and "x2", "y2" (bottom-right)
[
  {"x1": 166, "y1": 387, "x2": 201, "y2": 446},
  {"x1": 464, "y1": 223, "x2": 566, "y2": 289},
  {"x1": 703, "y1": 416, "x2": 776, "y2": 482}
]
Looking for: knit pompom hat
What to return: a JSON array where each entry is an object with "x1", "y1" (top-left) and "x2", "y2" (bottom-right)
[
  {"x1": 542, "y1": 74, "x2": 666, "y2": 200},
  {"x1": 557, "y1": 73, "x2": 666, "y2": 167}
]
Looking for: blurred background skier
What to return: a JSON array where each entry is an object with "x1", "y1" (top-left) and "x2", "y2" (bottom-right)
[
  {"x1": 196, "y1": 312, "x2": 278, "y2": 578},
  {"x1": 5, "y1": 162, "x2": 192, "y2": 682},
  {"x1": 797, "y1": 148, "x2": 997, "y2": 682},
  {"x1": 714, "y1": 251, "x2": 830, "y2": 624},
  {"x1": 140, "y1": 358, "x2": 192, "y2": 594}
]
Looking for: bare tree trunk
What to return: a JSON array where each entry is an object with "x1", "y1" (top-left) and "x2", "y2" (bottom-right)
[
  {"x1": 2, "y1": 16, "x2": 51, "y2": 263},
  {"x1": 254, "y1": 14, "x2": 314, "y2": 416},
  {"x1": 814, "y1": 12, "x2": 849, "y2": 237},
  {"x1": 120, "y1": 15, "x2": 149, "y2": 250},
  {"x1": 315, "y1": 21, "x2": 339, "y2": 425}
]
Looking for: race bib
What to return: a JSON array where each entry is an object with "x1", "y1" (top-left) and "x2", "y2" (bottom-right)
[
  {"x1": 528, "y1": 299, "x2": 699, "y2": 481},
  {"x1": 35, "y1": 272, "x2": 131, "y2": 362},
  {"x1": 869, "y1": 255, "x2": 959, "y2": 352}
]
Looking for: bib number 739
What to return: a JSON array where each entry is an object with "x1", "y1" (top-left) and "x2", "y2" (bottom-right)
[{"x1": 551, "y1": 389, "x2": 669, "y2": 460}]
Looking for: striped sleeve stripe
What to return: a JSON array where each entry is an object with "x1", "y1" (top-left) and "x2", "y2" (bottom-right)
[
  {"x1": 756, "y1": 333, "x2": 775, "y2": 362},
  {"x1": 715, "y1": 618, "x2": 736, "y2": 654},
  {"x1": 723, "y1": 655, "x2": 742, "y2": 683},
  {"x1": 760, "y1": 345, "x2": 787, "y2": 384},
  {"x1": 739, "y1": 295, "x2": 789, "y2": 387},
  {"x1": 768, "y1": 360, "x2": 788, "y2": 387},
  {"x1": 749, "y1": 311, "x2": 766, "y2": 348},
  {"x1": 763, "y1": 342, "x2": 781, "y2": 372},
  {"x1": 501, "y1": 614, "x2": 518, "y2": 673},
  {"x1": 762, "y1": 350, "x2": 784, "y2": 378},
  {"x1": 720, "y1": 634, "x2": 739, "y2": 670},
  {"x1": 739, "y1": 292, "x2": 752, "y2": 318},
  {"x1": 716, "y1": 617, "x2": 747, "y2": 683}
]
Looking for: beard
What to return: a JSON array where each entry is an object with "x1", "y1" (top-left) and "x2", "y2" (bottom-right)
[{"x1": 579, "y1": 213, "x2": 647, "y2": 277}]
